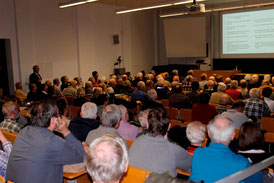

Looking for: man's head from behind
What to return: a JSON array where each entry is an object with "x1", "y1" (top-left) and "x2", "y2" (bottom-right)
[
  {"x1": 85, "y1": 134, "x2": 128, "y2": 183},
  {"x1": 81, "y1": 102, "x2": 97, "y2": 119},
  {"x1": 148, "y1": 107, "x2": 169, "y2": 137},
  {"x1": 186, "y1": 121, "x2": 206, "y2": 146},
  {"x1": 207, "y1": 117, "x2": 235, "y2": 145},
  {"x1": 101, "y1": 104, "x2": 121, "y2": 128},
  {"x1": 30, "y1": 100, "x2": 58, "y2": 128}
]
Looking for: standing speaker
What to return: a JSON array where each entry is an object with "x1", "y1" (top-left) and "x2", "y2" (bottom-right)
[{"x1": 113, "y1": 35, "x2": 119, "y2": 44}]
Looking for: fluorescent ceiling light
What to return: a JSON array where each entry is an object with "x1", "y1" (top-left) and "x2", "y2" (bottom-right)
[
  {"x1": 59, "y1": 0, "x2": 97, "y2": 9},
  {"x1": 116, "y1": 0, "x2": 205, "y2": 14}
]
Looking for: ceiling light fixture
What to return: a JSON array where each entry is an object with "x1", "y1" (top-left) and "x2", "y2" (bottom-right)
[
  {"x1": 116, "y1": 0, "x2": 205, "y2": 14},
  {"x1": 58, "y1": 0, "x2": 98, "y2": 9}
]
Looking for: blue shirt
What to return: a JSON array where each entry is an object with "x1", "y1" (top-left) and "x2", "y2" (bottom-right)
[{"x1": 189, "y1": 142, "x2": 262, "y2": 183}]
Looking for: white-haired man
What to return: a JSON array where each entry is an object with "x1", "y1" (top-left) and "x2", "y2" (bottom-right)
[
  {"x1": 244, "y1": 88, "x2": 270, "y2": 122},
  {"x1": 85, "y1": 134, "x2": 128, "y2": 183},
  {"x1": 186, "y1": 121, "x2": 206, "y2": 154},
  {"x1": 117, "y1": 105, "x2": 142, "y2": 141},
  {"x1": 189, "y1": 117, "x2": 262, "y2": 183},
  {"x1": 209, "y1": 83, "x2": 233, "y2": 105},
  {"x1": 68, "y1": 102, "x2": 100, "y2": 142},
  {"x1": 86, "y1": 104, "x2": 126, "y2": 147},
  {"x1": 0, "y1": 101, "x2": 23, "y2": 133}
]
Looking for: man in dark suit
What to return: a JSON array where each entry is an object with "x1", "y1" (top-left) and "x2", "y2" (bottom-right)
[{"x1": 29, "y1": 65, "x2": 42, "y2": 91}]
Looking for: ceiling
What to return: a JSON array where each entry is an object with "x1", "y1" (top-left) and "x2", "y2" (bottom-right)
[{"x1": 96, "y1": 0, "x2": 274, "y2": 12}]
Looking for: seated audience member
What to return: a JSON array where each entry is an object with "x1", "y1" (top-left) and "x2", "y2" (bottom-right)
[
  {"x1": 56, "y1": 97, "x2": 70, "y2": 126},
  {"x1": 129, "y1": 107, "x2": 192, "y2": 177},
  {"x1": 248, "y1": 74, "x2": 259, "y2": 90},
  {"x1": 0, "y1": 130, "x2": 12, "y2": 179},
  {"x1": 6, "y1": 100, "x2": 85, "y2": 183},
  {"x1": 0, "y1": 89, "x2": 4, "y2": 122},
  {"x1": 73, "y1": 88, "x2": 87, "y2": 107},
  {"x1": 204, "y1": 79, "x2": 215, "y2": 96},
  {"x1": 115, "y1": 78, "x2": 123, "y2": 93},
  {"x1": 182, "y1": 75, "x2": 193, "y2": 91},
  {"x1": 117, "y1": 105, "x2": 142, "y2": 141},
  {"x1": 131, "y1": 81, "x2": 148, "y2": 105},
  {"x1": 60, "y1": 75, "x2": 70, "y2": 91},
  {"x1": 192, "y1": 92, "x2": 217, "y2": 124},
  {"x1": 186, "y1": 81, "x2": 200, "y2": 104},
  {"x1": 120, "y1": 80, "x2": 134, "y2": 95},
  {"x1": 53, "y1": 78, "x2": 62, "y2": 96},
  {"x1": 189, "y1": 117, "x2": 262, "y2": 183},
  {"x1": 226, "y1": 80, "x2": 242, "y2": 100},
  {"x1": 95, "y1": 94, "x2": 109, "y2": 120},
  {"x1": 237, "y1": 79, "x2": 249, "y2": 99},
  {"x1": 5, "y1": 96, "x2": 28, "y2": 127},
  {"x1": 85, "y1": 81, "x2": 94, "y2": 97},
  {"x1": 199, "y1": 73, "x2": 207, "y2": 91},
  {"x1": 186, "y1": 121, "x2": 206, "y2": 154},
  {"x1": 27, "y1": 83, "x2": 39, "y2": 101},
  {"x1": 220, "y1": 101, "x2": 251, "y2": 129},
  {"x1": 37, "y1": 83, "x2": 49, "y2": 100},
  {"x1": 238, "y1": 122, "x2": 269, "y2": 164},
  {"x1": 224, "y1": 77, "x2": 231, "y2": 90},
  {"x1": 68, "y1": 102, "x2": 100, "y2": 142},
  {"x1": 244, "y1": 88, "x2": 270, "y2": 122},
  {"x1": 63, "y1": 80, "x2": 78, "y2": 97},
  {"x1": 142, "y1": 89, "x2": 164, "y2": 110},
  {"x1": 216, "y1": 94, "x2": 231, "y2": 114},
  {"x1": 145, "y1": 79, "x2": 154, "y2": 92},
  {"x1": 0, "y1": 101, "x2": 23, "y2": 132},
  {"x1": 136, "y1": 109, "x2": 150, "y2": 137},
  {"x1": 262, "y1": 87, "x2": 274, "y2": 111},
  {"x1": 155, "y1": 79, "x2": 169, "y2": 100},
  {"x1": 209, "y1": 83, "x2": 233, "y2": 105},
  {"x1": 132, "y1": 72, "x2": 143, "y2": 88},
  {"x1": 169, "y1": 83, "x2": 192, "y2": 109},
  {"x1": 91, "y1": 71, "x2": 100, "y2": 87},
  {"x1": 45, "y1": 80, "x2": 54, "y2": 97},
  {"x1": 14, "y1": 82, "x2": 27, "y2": 105},
  {"x1": 86, "y1": 104, "x2": 123, "y2": 145},
  {"x1": 185, "y1": 69, "x2": 197, "y2": 82},
  {"x1": 85, "y1": 135, "x2": 128, "y2": 183}
]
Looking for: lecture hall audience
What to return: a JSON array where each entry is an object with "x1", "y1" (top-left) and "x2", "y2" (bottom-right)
[{"x1": 1, "y1": 65, "x2": 273, "y2": 182}]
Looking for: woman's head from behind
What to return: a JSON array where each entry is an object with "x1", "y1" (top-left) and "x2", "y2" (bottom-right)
[{"x1": 238, "y1": 122, "x2": 264, "y2": 151}]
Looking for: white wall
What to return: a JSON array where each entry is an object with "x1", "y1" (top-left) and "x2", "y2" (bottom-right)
[{"x1": 0, "y1": 0, "x2": 156, "y2": 93}]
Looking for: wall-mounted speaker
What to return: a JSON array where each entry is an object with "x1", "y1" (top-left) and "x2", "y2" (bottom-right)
[{"x1": 113, "y1": 35, "x2": 119, "y2": 44}]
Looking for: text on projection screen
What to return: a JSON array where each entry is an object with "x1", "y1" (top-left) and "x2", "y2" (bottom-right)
[{"x1": 222, "y1": 9, "x2": 274, "y2": 54}]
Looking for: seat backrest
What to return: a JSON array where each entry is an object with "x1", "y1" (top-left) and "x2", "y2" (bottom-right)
[
  {"x1": 170, "y1": 120, "x2": 182, "y2": 128},
  {"x1": 1, "y1": 129, "x2": 18, "y2": 144},
  {"x1": 120, "y1": 166, "x2": 151, "y2": 183},
  {"x1": 179, "y1": 109, "x2": 192, "y2": 122},
  {"x1": 70, "y1": 105, "x2": 81, "y2": 119},
  {"x1": 169, "y1": 107, "x2": 179, "y2": 120},
  {"x1": 65, "y1": 96, "x2": 77, "y2": 106},
  {"x1": 261, "y1": 117, "x2": 274, "y2": 133},
  {"x1": 125, "y1": 139, "x2": 133, "y2": 148},
  {"x1": 161, "y1": 99, "x2": 169, "y2": 107},
  {"x1": 264, "y1": 132, "x2": 274, "y2": 143}
]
